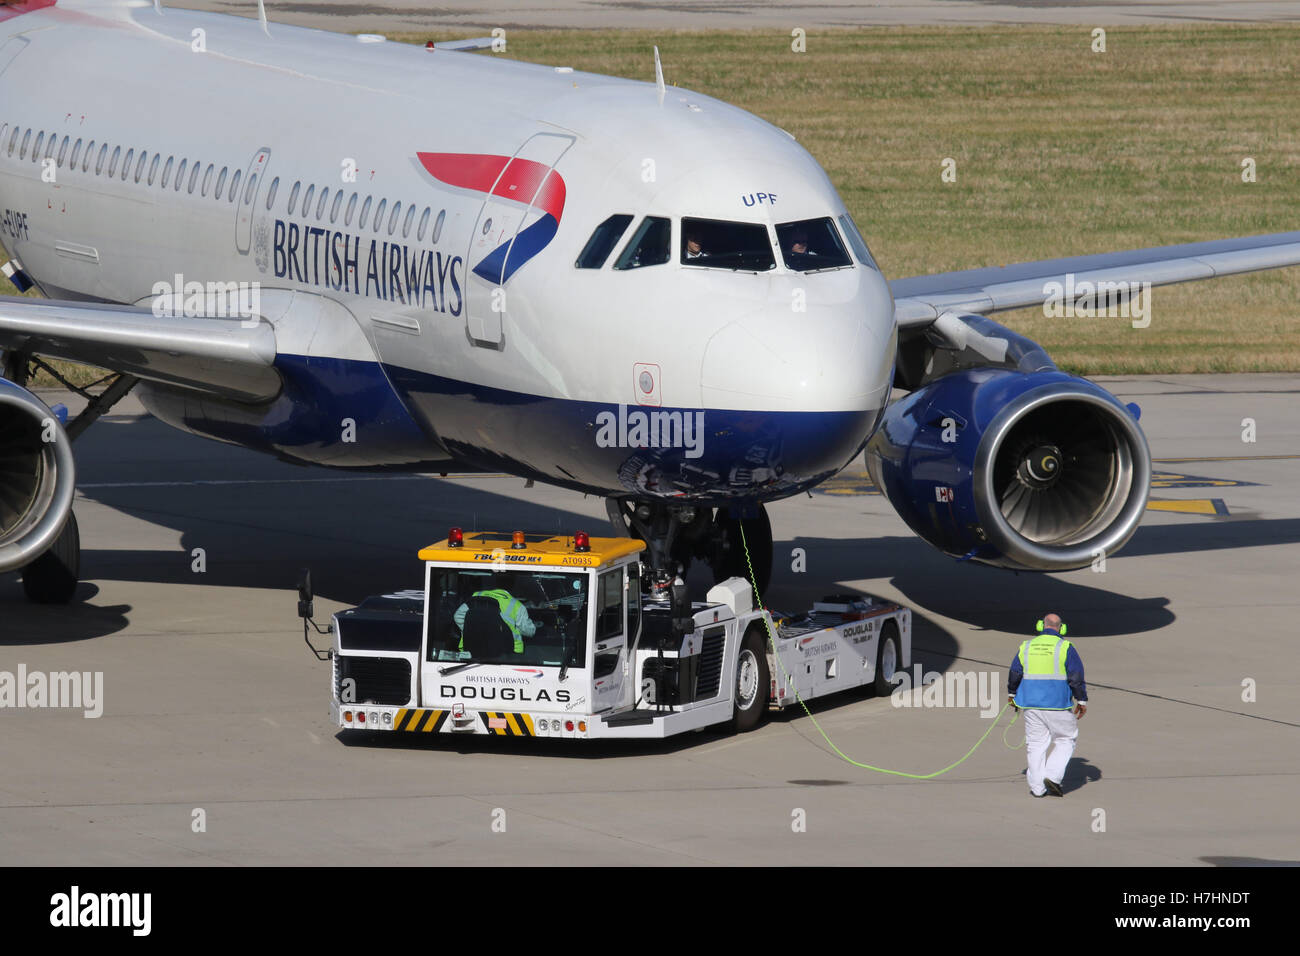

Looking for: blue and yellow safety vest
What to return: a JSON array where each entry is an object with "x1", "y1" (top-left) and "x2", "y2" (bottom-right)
[{"x1": 1013, "y1": 633, "x2": 1075, "y2": 710}]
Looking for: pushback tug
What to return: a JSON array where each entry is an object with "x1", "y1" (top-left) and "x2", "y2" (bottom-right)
[{"x1": 304, "y1": 528, "x2": 912, "y2": 739}]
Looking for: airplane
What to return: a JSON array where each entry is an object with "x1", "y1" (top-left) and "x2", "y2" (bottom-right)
[{"x1": 1, "y1": 0, "x2": 1298, "y2": 606}]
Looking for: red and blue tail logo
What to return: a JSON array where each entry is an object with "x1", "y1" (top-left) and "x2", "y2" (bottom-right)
[{"x1": 417, "y1": 152, "x2": 566, "y2": 284}]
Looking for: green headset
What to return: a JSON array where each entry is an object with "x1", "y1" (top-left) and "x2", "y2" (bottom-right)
[{"x1": 1036, "y1": 619, "x2": 1067, "y2": 636}]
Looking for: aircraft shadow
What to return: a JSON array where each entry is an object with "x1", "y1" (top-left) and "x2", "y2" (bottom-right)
[{"x1": 785, "y1": 534, "x2": 1175, "y2": 638}]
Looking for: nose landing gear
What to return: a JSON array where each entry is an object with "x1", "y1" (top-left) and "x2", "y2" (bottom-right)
[{"x1": 606, "y1": 498, "x2": 773, "y2": 598}]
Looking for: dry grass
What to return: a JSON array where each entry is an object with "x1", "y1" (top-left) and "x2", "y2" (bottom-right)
[
  {"x1": 5, "y1": 26, "x2": 1298, "y2": 379},
  {"x1": 392, "y1": 24, "x2": 1300, "y2": 373}
]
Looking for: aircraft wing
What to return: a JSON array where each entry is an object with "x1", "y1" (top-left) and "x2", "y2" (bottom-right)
[
  {"x1": 0, "y1": 295, "x2": 280, "y2": 402},
  {"x1": 431, "y1": 37, "x2": 497, "y2": 52},
  {"x1": 890, "y1": 231, "x2": 1300, "y2": 327}
]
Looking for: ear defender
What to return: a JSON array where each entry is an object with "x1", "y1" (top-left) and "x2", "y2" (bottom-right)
[
  {"x1": 1036, "y1": 620, "x2": 1044, "y2": 633},
  {"x1": 1060, "y1": 623, "x2": 1067, "y2": 636}
]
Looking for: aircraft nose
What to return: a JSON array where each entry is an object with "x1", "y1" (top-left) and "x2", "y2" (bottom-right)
[
  {"x1": 700, "y1": 270, "x2": 894, "y2": 414},
  {"x1": 698, "y1": 270, "x2": 896, "y2": 486}
]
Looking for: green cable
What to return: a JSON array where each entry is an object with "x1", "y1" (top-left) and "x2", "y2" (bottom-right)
[{"x1": 739, "y1": 524, "x2": 1019, "y2": 778}]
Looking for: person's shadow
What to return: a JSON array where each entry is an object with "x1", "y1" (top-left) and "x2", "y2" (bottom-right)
[
  {"x1": 1062, "y1": 756, "x2": 1102, "y2": 793},
  {"x1": 1018, "y1": 755, "x2": 1101, "y2": 793}
]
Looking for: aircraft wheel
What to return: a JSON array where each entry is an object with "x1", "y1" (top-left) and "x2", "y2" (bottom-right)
[
  {"x1": 713, "y1": 504, "x2": 772, "y2": 598},
  {"x1": 22, "y1": 511, "x2": 80, "y2": 605}
]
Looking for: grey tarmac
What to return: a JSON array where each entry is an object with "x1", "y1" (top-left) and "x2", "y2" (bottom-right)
[{"x1": 1, "y1": 373, "x2": 1296, "y2": 865}]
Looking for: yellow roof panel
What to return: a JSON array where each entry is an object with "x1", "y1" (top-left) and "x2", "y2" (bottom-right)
[{"x1": 418, "y1": 532, "x2": 645, "y2": 569}]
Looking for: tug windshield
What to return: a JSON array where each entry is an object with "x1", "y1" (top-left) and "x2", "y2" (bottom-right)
[{"x1": 426, "y1": 567, "x2": 588, "y2": 668}]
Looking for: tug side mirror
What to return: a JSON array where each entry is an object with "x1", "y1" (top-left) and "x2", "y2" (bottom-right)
[{"x1": 297, "y1": 568, "x2": 314, "y2": 619}]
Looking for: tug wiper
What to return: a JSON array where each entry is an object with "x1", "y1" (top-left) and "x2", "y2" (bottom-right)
[{"x1": 439, "y1": 661, "x2": 482, "y2": 676}]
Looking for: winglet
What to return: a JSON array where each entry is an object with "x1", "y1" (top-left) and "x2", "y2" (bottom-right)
[
  {"x1": 257, "y1": 0, "x2": 270, "y2": 36},
  {"x1": 653, "y1": 45, "x2": 665, "y2": 104}
]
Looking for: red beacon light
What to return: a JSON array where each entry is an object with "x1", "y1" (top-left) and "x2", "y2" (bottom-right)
[
  {"x1": 574, "y1": 531, "x2": 591, "y2": 553},
  {"x1": 425, "y1": 40, "x2": 436, "y2": 51},
  {"x1": 512, "y1": 530, "x2": 527, "y2": 550},
  {"x1": 448, "y1": 527, "x2": 464, "y2": 548}
]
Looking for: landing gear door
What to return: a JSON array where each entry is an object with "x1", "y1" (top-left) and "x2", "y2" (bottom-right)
[
  {"x1": 590, "y1": 566, "x2": 633, "y2": 713},
  {"x1": 236, "y1": 147, "x2": 271, "y2": 255},
  {"x1": 465, "y1": 133, "x2": 574, "y2": 348}
]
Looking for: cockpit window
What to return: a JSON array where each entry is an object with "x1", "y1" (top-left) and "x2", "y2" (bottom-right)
[
  {"x1": 613, "y1": 216, "x2": 671, "y2": 270},
  {"x1": 776, "y1": 217, "x2": 853, "y2": 272},
  {"x1": 576, "y1": 214, "x2": 634, "y2": 269},
  {"x1": 838, "y1": 213, "x2": 879, "y2": 270},
  {"x1": 680, "y1": 217, "x2": 775, "y2": 272}
]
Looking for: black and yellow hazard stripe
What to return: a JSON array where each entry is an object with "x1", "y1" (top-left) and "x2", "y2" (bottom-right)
[
  {"x1": 479, "y1": 711, "x2": 536, "y2": 736},
  {"x1": 391, "y1": 708, "x2": 449, "y2": 733}
]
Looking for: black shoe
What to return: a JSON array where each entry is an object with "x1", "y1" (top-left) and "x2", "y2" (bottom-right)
[{"x1": 1045, "y1": 779, "x2": 1064, "y2": 797}]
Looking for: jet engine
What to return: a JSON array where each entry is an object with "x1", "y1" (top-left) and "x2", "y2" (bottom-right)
[
  {"x1": 867, "y1": 366, "x2": 1150, "y2": 571},
  {"x1": 0, "y1": 377, "x2": 76, "y2": 575}
]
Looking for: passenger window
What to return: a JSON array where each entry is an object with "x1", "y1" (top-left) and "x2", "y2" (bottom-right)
[
  {"x1": 575, "y1": 213, "x2": 632, "y2": 269},
  {"x1": 228, "y1": 169, "x2": 241, "y2": 203},
  {"x1": 148, "y1": 154, "x2": 160, "y2": 186},
  {"x1": 388, "y1": 200, "x2": 401, "y2": 235},
  {"x1": 316, "y1": 186, "x2": 329, "y2": 219},
  {"x1": 70, "y1": 138, "x2": 82, "y2": 169},
  {"x1": 57, "y1": 135, "x2": 69, "y2": 167},
  {"x1": 201, "y1": 163, "x2": 213, "y2": 196},
  {"x1": 108, "y1": 146, "x2": 121, "y2": 178},
  {"x1": 215, "y1": 166, "x2": 228, "y2": 200},
  {"x1": 345, "y1": 192, "x2": 358, "y2": 226},
  {"x1": 359, "y1": 195, "x2": 372, "y2": 230},
  {"x1": 265, "y1": 176, "x2": 279, "y2": 210},
  {"x1": 838, "y1": 212, "x2": 879, "y2": 270},
  {"x1": 244, "y1": 173, "x2": 258, "y2": 204},
  {"x1": 680, "y1": 217, "x2": 775, "y2": 272},
  {"x1": 120, "y1": 148, "x2": 133, "y2": 179},
  {"x1": 373, "y1": 199, "x2": 387, "y2": 233},
  {"x1": 402, "y1": 204, "x2": 415, "y2": 238},
  {"x1": 135, "y1": 151, "x2": 147, "y2": 183},
  {"x1": 302, "y1": 184, "x2": 315, "y2": 216},
  {"x1": 330, "y1": 190, "x2": 343, "y2": 223},
  {"x1": 612, "y1": 216, "x2": 671, "y2": 270},
  {"x1": 187, "y1": 161, "x2": 200, "y2": 194},
  {"x1": 173, "y1": 158, "x2": 186, "y2": 189},
  {"x1": 775, "y1": 217, "x2": 853, "y2": 272},
  {"x1": 595, "y1": 570, "x2": 624, "y2": 640},
  {"x1": 432, "y1": 208, "x2": 445, "y2": 242},
  {"x1": 161, "y1": 156, "x2": 172, "y2": 187},
  {"x1": 417, "y1": 206, "x2": 430, "y2": 240},
  {"x1": 31, "y1": 131, "x2": 43, "y2": 162}
]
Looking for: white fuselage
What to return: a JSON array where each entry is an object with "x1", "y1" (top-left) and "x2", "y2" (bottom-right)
[{"x1": 0, "y1": 0, "x2": 896, "y2": 501}]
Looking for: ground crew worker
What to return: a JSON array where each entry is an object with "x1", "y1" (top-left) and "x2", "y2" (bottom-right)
[
  {"x1": 1007, "y1": 613, "x2": 1088, "y2": 797},
  {"x1": 454, "y1": 575, "x2": 537, "y2": 654}
]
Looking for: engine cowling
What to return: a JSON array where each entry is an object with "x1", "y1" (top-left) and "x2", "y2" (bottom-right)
[
  {"x1": 0, "y1": 378, "x2": 76, "y2": 573},
  {"x1": 866, "y1": 368, "x2": 1150, "y2": 571}
]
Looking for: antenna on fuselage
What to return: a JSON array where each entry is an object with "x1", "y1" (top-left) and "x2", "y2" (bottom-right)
[
  {"x1": 653, "y1": 45, "x2": 665, "y2": 104},
  {"x1": 257, "y1": 0, "x2": 271, "y2": 36}
]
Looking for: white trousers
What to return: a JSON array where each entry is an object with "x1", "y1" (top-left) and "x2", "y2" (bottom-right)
[{"x1": 1022, "y1": 707, "x2": 1078, "y2": 795}]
